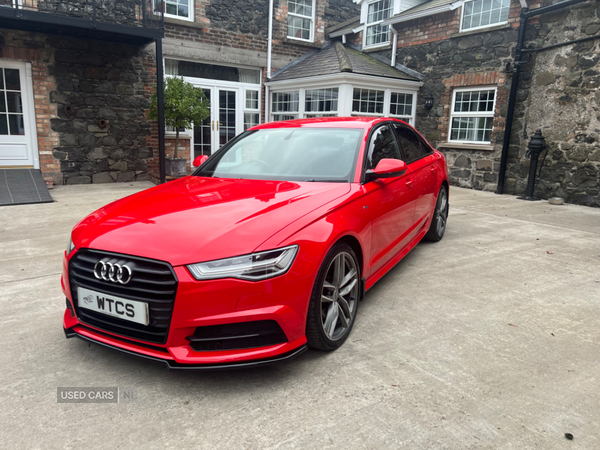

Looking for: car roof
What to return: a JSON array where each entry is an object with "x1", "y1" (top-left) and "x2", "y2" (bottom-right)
[{"x1": 250, "y1": 116, "x2": 407, "y2": 130}]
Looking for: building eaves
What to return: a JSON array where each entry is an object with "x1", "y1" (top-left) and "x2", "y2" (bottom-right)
[{"x1": 382, "y1": 0, "x2": 464, "y2": 25}]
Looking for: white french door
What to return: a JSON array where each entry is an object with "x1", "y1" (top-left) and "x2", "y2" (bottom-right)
[
  {"x1": 187, "y1": 83, "x2": 242, "y2": 167},
  {"x1": 0, "y1": 61, "x2": 38, "y2": 168}
]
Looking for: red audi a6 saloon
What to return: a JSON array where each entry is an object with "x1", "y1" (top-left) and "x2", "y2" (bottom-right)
[{"x1": 62, "y1": 117, "x2": 449, "y2": 369}]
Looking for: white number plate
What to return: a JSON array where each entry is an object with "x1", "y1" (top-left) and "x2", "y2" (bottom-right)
[{"x1": 77, "y1": 287, "x2": 149, "y2": 326}]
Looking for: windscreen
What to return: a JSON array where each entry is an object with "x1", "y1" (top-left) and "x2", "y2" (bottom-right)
[{"x1": 195, "y1": 128, "x2": 363, "y2": 182}]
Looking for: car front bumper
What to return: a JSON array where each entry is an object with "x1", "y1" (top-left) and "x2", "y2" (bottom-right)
[{"x1": 62, "y1": 249, "x2": 315, "y2": 369}]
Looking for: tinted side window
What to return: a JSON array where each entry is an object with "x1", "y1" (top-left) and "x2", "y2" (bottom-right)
[
  {"x1": 393, "y1": 124, "x2": 428, "y2": 163},
  {"x1": 367, "y1": 125, "x2": 401, "y2": 170}
]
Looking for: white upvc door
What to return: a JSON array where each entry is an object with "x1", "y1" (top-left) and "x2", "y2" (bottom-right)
[
  {"x1": 0, "y1": 60, "x2": 38, "y2": 168},
  {"x1": 183, "y1": 82, "x2": 243, "y2": 168}
]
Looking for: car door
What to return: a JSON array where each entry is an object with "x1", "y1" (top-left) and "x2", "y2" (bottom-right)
[
  {"x1": 392, "y1": 123, "x2": 438, "y2": 229},
  {"x1": 361, "y1": 124, "x2": 418, "y2": 278}
]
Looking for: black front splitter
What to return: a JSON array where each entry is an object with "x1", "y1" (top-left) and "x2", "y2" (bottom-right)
[{"x1": 64, "y1": 327, "x2": 308, "y2": 370}]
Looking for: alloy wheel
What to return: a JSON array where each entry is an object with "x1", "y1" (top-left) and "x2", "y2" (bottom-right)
[
  {"x1": 436, "y1": 188, "x2": 448, "y2": 237},
  {"x1": 320, "y1": 252, "x2": 359, "y2": 341}
]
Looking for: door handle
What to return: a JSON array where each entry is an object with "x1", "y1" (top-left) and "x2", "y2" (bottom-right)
[
  {"x1": 216, "y1": 121, "x2": 219, "y2": 131},
  {"x1": 211, "y1": 121, "x2": 214, "y2": 130},
  {"x1": 406, "y1": 179, "x2": 414, "y2": 188},
  {"x1": 431, "y1": 167, "x2": 437, "y2": 173}
]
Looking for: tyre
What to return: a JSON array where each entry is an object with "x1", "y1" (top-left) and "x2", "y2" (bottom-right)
[
  {"x1": 306, "y1": 242, "x2": 360, "y2": 351},
  {"x1": 424, "y1": 185, "x2": 448, "y2": 242}
]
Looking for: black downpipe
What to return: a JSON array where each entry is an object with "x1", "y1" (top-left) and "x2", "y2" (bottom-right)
[
  {"x1": 142, "y1": 0, "x2": 147, "y2": 28},
  {"x1": 496, "y1": 8, "x2": 528, "y2": 194},
  {"x1": 496, "y1": 0, "x2": 589, "y2": 195},
  {"x1": 155, "y1": 38, "x2": 166, "y2": 184}
]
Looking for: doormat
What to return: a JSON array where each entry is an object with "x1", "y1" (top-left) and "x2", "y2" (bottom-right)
[{"x1": 0, "y1": 169, "x2": 54, "y2": 207}]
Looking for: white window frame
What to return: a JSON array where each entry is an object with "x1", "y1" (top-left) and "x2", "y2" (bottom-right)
[
  {"x1": 459, "y1": 0, "x2": 510, "y2": 32},
  {"x1": 155, "y1": 0, "x2": 194, "y2": 22},
  {"x1": 363, "y1": 0, "x2": 394, "y2": 49},
  {"x1": 351, "y1": 87, "x2": 386, "y2": 116},
  {"x1": 271, "y1": 90, "x2": 300, "y2": 121},
  {"x1": 287, "y1": 0, "x2": 316, "y2": 43},
  {"x1": 268, "y1": 77, "x2": 419, "y2": 125},
  {"x1": 304, "y1": 88, "x2": 339, "y2": 118},
  {"x1": 243, "y1": 88, "x2": 261, "y2": 130},
  {"x1": 448, "y1": 86, "x2": 497, "y2": 144},
  {"x1": 388, "y1": 90, "x2": 416, "y2": 126}
]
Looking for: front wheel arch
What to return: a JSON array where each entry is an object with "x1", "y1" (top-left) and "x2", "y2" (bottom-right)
[{"x1": 305, "y1": 241, "x2": 361, "y2": 351}]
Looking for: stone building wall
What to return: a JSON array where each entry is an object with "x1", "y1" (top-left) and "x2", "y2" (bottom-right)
[
  {"x1": 0, "y1": 29, "x2": 155, "y2": 184},
  {"x1": 48, "y1": 37, "x2": 155, "y2": 184},
  {"x1": 164, "y1": 0, "x2": 360, "y2": 68},
  {"x1": 385, "y1": 0, "x2": 599, "y2": 206},
  {"x1": 388, "y1": 21, "x2": 522, "y2": 191},
  {"x1": 0, "y1": 31, "x2": 61, "y2": 183},
  {"x1": 506, "y1": 1, "x2": 600, "y2": 206}
]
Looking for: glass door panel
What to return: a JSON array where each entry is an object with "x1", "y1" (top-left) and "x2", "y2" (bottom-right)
[
  {"x1": 0, "y1": 62, "x2": 34, "y2": 167},
  {"x1": 218, "y1": 89, "x2": 236, "y2": 146},
  {"x1": 0, "y1": 68, "x2": 25, "y2": 136},
  {"x1": 190, "y1": 85, "x2": 242, "y2": 168},
  {"x1": 192, "y1": 88, "x2": 212, "y2": 160}
]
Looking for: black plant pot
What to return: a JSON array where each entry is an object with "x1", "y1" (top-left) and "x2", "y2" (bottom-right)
[{"x1": 166, "y1": 158, "x2": 187, "y2": 176}]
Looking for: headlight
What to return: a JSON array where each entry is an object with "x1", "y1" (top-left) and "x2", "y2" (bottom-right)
[
  {"x1": 67, "y1": 237, "x2": 75, "y2": 256},
  {"x1": 187, "y1": 245, "x2": 298, "y2": 281}
]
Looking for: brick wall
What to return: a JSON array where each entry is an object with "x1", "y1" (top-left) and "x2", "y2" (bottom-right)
[
  {"x1": 394, "y1": 0, "x2": 542, "y2": 47},
  {"x1": 32, "y1": 58, "x2": 61, "y2": 182},
  {"x1": 0, "y1": 32, "x2": 61, "y2": 183},
  {"x1": 1, "y1": 29, "x2": 157, "y2": 185}
]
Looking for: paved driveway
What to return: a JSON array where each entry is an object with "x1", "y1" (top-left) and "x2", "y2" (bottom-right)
[{"x1": 1, "y1": 182, "x2": 599, "y2": 449}]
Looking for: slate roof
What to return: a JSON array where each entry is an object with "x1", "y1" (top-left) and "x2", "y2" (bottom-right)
[
  {"x1": 269, "y1": 42, "x2": 420, "y2": 83},
  {"x1": 328, "y1": 16, "x2": 361, "y2": 38}
]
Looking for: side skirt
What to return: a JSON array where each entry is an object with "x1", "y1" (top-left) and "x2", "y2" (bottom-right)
[{"x1": 364, "y1": 224, "x2": 429, "y2": 292}]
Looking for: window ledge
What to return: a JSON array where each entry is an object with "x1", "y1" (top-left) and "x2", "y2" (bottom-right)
[
  {"x1": 363, "y1": 43, "x2": 391, "y2": 53},
  {"x1": 451, "y1": 22, "x2": 511, "y2": 39},
  {"x1": 166, "y1": 133, "x2": 192, "y2": 140},
  {"x1": 283, "y1": 37, "x2": 321, "y2": 48},
  {"x1": 437, "y1": 142, "x2": 495, "y2": 151},
  {"x1": 164, "y1": 16, "x2": 202, "y2": 29}
]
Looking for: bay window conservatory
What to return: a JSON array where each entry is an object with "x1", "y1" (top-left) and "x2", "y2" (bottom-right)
[{"x1": 267, "y1": 79, "x2": 419, "y2": 125}]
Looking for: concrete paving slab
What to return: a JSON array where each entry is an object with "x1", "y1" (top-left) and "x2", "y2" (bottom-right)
[{"x1": 0, "y1": 182, "x2": 598, "y2": 449}]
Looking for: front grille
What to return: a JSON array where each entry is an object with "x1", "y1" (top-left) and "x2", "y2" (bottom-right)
[
  {"x1": 186, "y1": 320, "x2": 287, "y2": 351},
  {"x1": 69, "y1": 249, "x2": 178, "y2": 344}
]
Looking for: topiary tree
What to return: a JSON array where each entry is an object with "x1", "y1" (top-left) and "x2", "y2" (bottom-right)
[{"x1": 148, "y1": 77, "x2": 210, "y2": 159}]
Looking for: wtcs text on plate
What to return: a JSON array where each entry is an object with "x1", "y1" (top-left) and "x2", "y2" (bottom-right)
[{"x1": 57, "y1": 387, "x2": 137, "y2": 403}]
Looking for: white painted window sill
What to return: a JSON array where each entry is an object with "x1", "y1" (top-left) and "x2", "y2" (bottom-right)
[{"x1": 437, "y1": 142, "x2": 495, "y2": 151}]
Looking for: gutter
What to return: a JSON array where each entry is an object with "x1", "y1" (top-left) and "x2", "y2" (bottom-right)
[{"x1": 496, "y1": 0, "x2": 589, "y2": 194}]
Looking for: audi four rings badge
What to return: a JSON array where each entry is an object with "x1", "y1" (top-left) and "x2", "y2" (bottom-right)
[{"x1": 94, "y1": 261, "x2": 133, "y2": 284}]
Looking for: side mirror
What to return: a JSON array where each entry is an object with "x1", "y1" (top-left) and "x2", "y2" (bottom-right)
[
  {"x1": 193, "y1": 155, "x2": 209, "y2": 167},
  {"x1": 365, "y1": 158, "x2": 408, "y2": 182}
]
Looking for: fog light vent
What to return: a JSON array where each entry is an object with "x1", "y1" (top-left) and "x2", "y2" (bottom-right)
[{"x1": 186, "y1": 320, "x2": 287, "y2": 351}]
